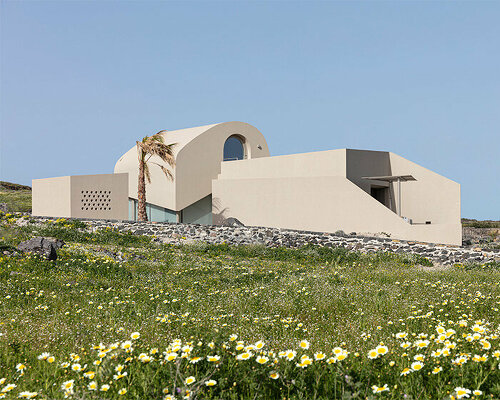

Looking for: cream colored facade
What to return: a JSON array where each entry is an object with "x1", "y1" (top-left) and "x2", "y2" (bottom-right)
[
  {"x1": 114, "y1": 121, "x2": 270, "y2": 223},
  {"x1": 213, "y1": 149, "x2": 461, "y2": 245},
  {"x1": 31, "y1": 121, "x2": 461, "y2": 245},
  {"x1": 32, "y1": 173, "x2": 129, "y2": 220}
]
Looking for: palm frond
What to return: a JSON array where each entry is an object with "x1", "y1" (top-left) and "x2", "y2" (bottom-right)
[
  {"x1": 138, "y1": 130, "x2": 176, "y2": 185},
  {"x1": 143, "y1": 142, "x2": 176, "y2": 167},
  {"x1": 151, "y1": 162, "x2": 174, "y2": 181},
  {"x1": 150, "y1": 130, "x2": 168, "y2": 143}
]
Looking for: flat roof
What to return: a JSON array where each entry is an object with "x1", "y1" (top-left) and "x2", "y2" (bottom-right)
[{"x1": 361, "y1": 175, "x2": 416, "y2": 182}]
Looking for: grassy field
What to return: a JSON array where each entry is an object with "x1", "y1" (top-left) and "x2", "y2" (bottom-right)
[
  {"x1": 0, "y1": 182, "x2": 32, "y2": 213},
  {"x1": 462, "y1": 219, "x2": 500, "y2": 229},
  {"x1": 0, "y1": 213, "x2": 499, "y2": 399}
]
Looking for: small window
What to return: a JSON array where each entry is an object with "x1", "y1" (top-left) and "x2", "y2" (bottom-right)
[{"x1": 223, "y1": 135, "x2": 245, "y2": 161}]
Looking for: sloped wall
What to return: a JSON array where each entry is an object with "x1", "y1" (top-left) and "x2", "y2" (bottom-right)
[
  {"x1": 389, "y1": 153, "x2": 461, "y2": 225},
  {"x1": 213, "y1": 175, "x2": 461, "y2": 245}
]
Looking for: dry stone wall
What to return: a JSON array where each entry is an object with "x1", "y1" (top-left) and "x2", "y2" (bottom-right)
[{"x1": 25, "y1": 216, "x2": 500, "y2": 266}]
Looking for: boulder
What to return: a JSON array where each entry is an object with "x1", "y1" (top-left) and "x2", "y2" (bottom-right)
[
  {"x1": 0, "y1": 203, "x2": 8, "y2": 213},
  {"x1": 221, "y1": 217, "x2": 244, "y2": 227},
  {"x1": 17, "y1": 237, "x2": 65, "y2": 261}
]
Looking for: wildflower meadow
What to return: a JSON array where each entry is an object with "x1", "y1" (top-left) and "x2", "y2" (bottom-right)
[{"x1": 0, "y1": 213, "x2": 498, "y2": 399}]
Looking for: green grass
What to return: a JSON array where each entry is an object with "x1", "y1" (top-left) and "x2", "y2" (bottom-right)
[
  {"x1": 462, "y1": 219, "x2": 500, "y2": 229},
  {"x1": 0, "y1": 182, "x2": 32, "y2": 213},
  {"x1": 0, "y1": 215, "x2": 498, "y2": 399}
]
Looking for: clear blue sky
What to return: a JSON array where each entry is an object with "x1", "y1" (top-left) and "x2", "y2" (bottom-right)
[{"x1": 1, "y1": 1, "x2": 499, "y2": 220}]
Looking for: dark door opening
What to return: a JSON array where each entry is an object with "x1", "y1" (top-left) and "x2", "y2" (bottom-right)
[{"x1": 371, "y1": 187, "x2": 389, "y2": 208}]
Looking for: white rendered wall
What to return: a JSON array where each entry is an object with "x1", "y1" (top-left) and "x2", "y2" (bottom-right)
[
  {"x1": 388, "y1": 152, "x2": 461, "y2": 226},
  {"x1": 32, "y1": 176, "x2": 72, "y2": 218},
  {"x1": 213, "y1": 150, "x2": 462, "y2": 245},
  {"x1": 32, "y1": 174, "x2": 128, "y2": 220},
  {"x1": 114, "y1": 122, "x2": 270, "y2": 212},
  {"x1": 70, "y1": 174, "x2": 128, "y2": 220}
]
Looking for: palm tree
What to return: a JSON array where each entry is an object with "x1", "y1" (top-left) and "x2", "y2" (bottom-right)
[{"x1": 136, "y1": 130, "x2": 176, "y2": 222}]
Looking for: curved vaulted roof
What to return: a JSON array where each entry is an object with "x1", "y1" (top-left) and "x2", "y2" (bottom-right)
[{"x1": 114, "y1": 121, "x2": 270, "y2": 211}]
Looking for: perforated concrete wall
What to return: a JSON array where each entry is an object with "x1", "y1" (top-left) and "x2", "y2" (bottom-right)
[
  {"x1": 80, "y1": 190, "x2": 112, "y2": 212},
  {"x1": 33, "y1": 174, "x2": 128, "y2": 220}
]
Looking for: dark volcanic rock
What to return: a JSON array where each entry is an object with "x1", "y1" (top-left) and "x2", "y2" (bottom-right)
[
  {"x1": 19, "y1": 216, "x2": 500, "y2": 266},
  {"x1": 221, "y1": 217, "x2": 244, "y2": 227},
  {"x1": 17, "y1": 237, "x2": 65, "y2": 261}
]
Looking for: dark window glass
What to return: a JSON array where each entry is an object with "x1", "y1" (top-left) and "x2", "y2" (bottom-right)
[{"x1": 223, "y1": 136, "x2": 244, "y2": 161}]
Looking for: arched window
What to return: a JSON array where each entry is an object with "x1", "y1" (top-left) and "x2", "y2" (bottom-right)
[{"x1": 223, "y1": 136, "x2": 245, "y2": 161}]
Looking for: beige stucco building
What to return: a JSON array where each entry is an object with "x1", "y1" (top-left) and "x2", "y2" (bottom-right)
[
  {"x1": 32, "y1": 121, "x2": 461, "y2": 245},
  {"x1": 32, "y1": 173, "x2": 129, "y2": 220}
]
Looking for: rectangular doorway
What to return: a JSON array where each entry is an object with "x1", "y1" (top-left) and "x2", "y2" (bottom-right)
[{"x1": 371, "y1": 186, "x2": 389, "y2": 208}]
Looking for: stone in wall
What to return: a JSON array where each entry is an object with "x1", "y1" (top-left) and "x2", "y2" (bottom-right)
[{"x1": 18, "y1": 215, "x2": 500, "y2": 266}]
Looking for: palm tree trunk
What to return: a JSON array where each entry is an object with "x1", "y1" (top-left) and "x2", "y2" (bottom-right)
[{"x1": 137, "y1": 159, "x2": 148, "y2": 221}]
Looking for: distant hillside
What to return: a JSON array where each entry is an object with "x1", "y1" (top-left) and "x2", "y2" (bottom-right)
[
  {"x1": 462, "y1": 218, "x2": 500, "y2": 228},
  {"x1": 0, "y1": 181, "x2": 31, "y2": 191},
  {"x1": 0, "y1": 181, "x2": 32, "y2": 212}
]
